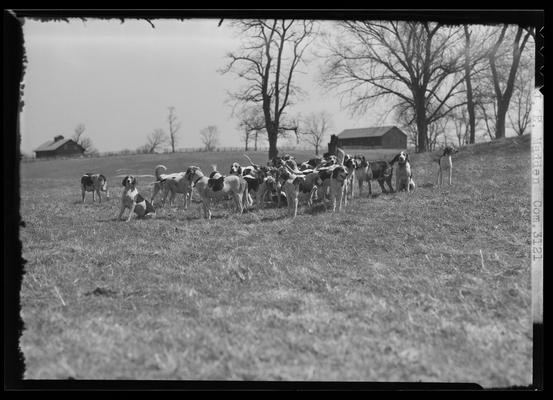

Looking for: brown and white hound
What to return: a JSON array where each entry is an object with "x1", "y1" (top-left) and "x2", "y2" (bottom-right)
[
  {"x1": 81, "y1": 173, "x2": 110, "y2": 203},
  {"x1": 184, "y1": 166, "x2": 248, "y2": 220}
]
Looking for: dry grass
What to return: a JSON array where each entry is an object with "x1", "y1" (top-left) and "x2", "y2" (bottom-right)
[{"x1": 19, "y1": 137, "x2": 532, "y2": 386}]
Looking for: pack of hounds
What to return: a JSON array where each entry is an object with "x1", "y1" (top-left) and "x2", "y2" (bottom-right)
[{"x1": 80, "y1": 146, "x2": 459, "y2": 221}]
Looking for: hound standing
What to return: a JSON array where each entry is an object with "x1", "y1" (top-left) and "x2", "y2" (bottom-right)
[
  {"x1": 390, "y1": 151, "x2": 415, "y2": 192},
  {"x1": 184, "y1": 166, "x2": 247, "y2": 220},
  {"x1": 327, "y1": 165, "x2": 349, "y2": 212},
  {"x1": 118, "y1": 175, "x2": 156, "y2": 221},
  {"x1": 81, "y1": 173, "x2": 110, "y2": 203},
  {"x1": 151, "y1": 165, "x2": 191, "y2": 209},
  {"x1": 436, "y1": 146, "x2": 458, "y2": 186}
]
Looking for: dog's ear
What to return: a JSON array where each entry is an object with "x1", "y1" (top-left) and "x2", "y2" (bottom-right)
[
  {"x1": 132, "y1": 176, "x2": 137, "y2": 186},
  {"x1": 99, "y1": 174, "x2": 107, "y2": 182},
  {"x1": 405, "y1": 153, "x2": 410, "y2": 162},
  {"x1": 390, "y1": 154, "x2": 400, "y2": 165},
  {"x1": 122, "y1": 176, "x2": 128, "y2": 186}
]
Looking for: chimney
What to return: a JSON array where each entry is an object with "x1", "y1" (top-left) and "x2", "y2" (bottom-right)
[{"x1": 54, "y1": 135, "x2": 64, "y2": 142}]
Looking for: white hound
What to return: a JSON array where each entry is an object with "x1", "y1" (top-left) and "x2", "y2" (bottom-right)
[{"x1": 436, "y1": 146, "x2": 458, "y2": 186}]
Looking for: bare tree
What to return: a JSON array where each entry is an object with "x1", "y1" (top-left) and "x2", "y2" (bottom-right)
[
  {"x1": 508, "y1": 51, "x2": 533, "y2": 136},
  {"x1": 145, "y1": 129, "x2": 168, "y2": 153},
  {"x1": 72, "y1": 123, "x2": 96, "y2": 153},
  {"x1": 300, "y1": 111, "x2": 333, "y2": 155},
  {"x1": 221, "y1": 19, "x2": 316, "y2": 159},
  {"x1": 237, "y1": 105, "x2": 266, "y2": 151},
  {"x1": 322, "y1": 21, "x2": 480, "y2": 152},
  {"x1": 487, "y1": 25, "x2": 533, "y2": 139},
  {"x1": 199, "y1": 125, "x2": 220, "y2": 151},
  {"x1": 167, "y1": 106, "x2": 181, "y2": 153}
]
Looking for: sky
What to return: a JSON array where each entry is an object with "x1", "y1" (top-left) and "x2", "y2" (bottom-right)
[{"x1": 20, "y1": 18, "x2": 389, "y2": 155}]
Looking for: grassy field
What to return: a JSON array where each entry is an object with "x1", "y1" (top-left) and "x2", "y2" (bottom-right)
[{"x1": 19, "y1": 137, "x2": 532, "y2": 387}]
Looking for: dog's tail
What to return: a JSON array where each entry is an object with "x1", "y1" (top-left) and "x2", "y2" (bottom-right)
[
  {"x1": 154, "y1": 165, "x2": 167, "y2": 181},
  {"x1": 243, "y1": 153, "x2": 255, "y2": 166}
]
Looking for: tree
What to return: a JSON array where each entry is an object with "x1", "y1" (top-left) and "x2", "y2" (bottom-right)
[
  {"x1": 72, "y1": 123, "x2": 96, "y2": 153},
  {"x1": 508, "y1": 50, "x2": 533, "y2": 136},
  {"x1": 199, "y1": 125, "x2": 220, "y2": 151},
  {"x1": 300, "y1": 111, "x2": 333, "y2": 155},
  {"x1": 237, "y1": 105, "x2": 266, "y2": 151},
  {"x1": 221, "y1": 19, "x2": 316, "y2": 159},
  {"x1": 322, "y1": 21, "x2": 473, "y2": 152},
  {"x1": 145, "y1": 129, "x2": 168, "y2": 153},
  {"x1": 487, "y1": 25, "x2": 533, "y2": 139},
  {"x1": 167, "y1": 106, "x2": 181, "y2": 153}
]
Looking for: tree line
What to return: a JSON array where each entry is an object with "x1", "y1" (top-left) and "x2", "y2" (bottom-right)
[
  {"x1": 70, "y1": 19, "x2": 535, "y2": 159},
  {"x1": 223, "y1": 20, "x2": 534, "y2": 155}
]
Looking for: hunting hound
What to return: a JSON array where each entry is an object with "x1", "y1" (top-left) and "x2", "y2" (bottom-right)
[
  {"x1": 352, "y1": 155, "x2": 373, "y2": 197},
  {"x1": 327, "y1": 165, "x2": 349, "y2": 212},
  {"x1": 80, "y1": 173, "x2": 110, "y2": 203},
  {"x1": 118, "y1": 175, "x2": 156, "y2": 221},
  {"x1": 184, "y1": 166, "x2": 248, "y2": 220},
  {"x1": 390, "y1": 151, "x2": 415, "y2": 192},
  {"x1": 276, "y1": 167, "x2": 303, "y2": 218},
  {"x1": 343, "y1": 154, "x2": 360, "y2": 199},
  {"x1": 436, "y1": 146, "x2": 458, "y2": 186},
  {"x1": 151, "y1": 165, "x2": 191, "y2": 209}
]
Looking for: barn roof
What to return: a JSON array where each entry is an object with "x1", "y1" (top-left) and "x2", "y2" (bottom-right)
[
  {"x1": 336, "y1": 126, "x2": 403, "y2": 139},
  {"x1": 34, "y1": 137, "x2": 83, "y2": 152}
]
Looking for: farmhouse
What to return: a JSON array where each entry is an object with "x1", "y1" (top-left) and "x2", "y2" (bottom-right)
[
  {"x1": 328, "y1": 126, "x2": 407, "y2": 153},
  {"x1": 33, "y1": 135, "x2": 85, "y2": 159}
]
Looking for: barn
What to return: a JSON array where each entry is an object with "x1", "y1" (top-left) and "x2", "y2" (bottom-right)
[
  {"x1": 33, "y1": 135, "x2": 85, "y2": 159},
  {"x1": 328, "y1": 126, "x2": 407, "y2": 154}
]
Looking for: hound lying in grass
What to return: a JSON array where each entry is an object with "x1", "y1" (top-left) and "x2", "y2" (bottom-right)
[
  {"x1": 151, "y1": 165, "x2": 191, "y2": 209},
  {"x1": 185, "y1": 166, "x2": 248, "y2": 220},
  {"x1": 436, "y1": 146, "x2": 458, "y2": 186},
  {"x1": 390, "y1": 151, "x2": 415, "y2": 192},
  {"x1": 118, "y1": 175, "x2": 156, "y2": 221},
  {"x1": 80, "y1": 173, "x2": 109, "y2": 203}
]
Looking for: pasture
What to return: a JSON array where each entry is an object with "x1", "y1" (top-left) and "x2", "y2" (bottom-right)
[{"x1": 19, "y1": 136, "x2": 532, "y2": 387}]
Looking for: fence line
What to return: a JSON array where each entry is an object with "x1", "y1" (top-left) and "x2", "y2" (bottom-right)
[{"x1": 20, "y1": 145, "x2": 316, "y2": 163}]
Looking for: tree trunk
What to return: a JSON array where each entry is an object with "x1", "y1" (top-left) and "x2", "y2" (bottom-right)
[
  {"x1": 415, "y1": 95, "x2": 428, "y2": 152},
  {"x1": 464, "y1": 26, "x2": 476, "y2": 144},
  {"x1": 495, "y1": 101, "x2": 508, "y2": 139},
  {"x1": 268, "y1": 129, "x2": 278, "y2": 160}
]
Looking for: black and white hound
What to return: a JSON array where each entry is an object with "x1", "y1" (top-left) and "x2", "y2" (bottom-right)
[
  {"x1": 185, "y1": 166, "x2": 248, "y2": 220},
  {"x1": 118, "y1": 175, "x2": 156, "y2": 221},
  {"x1": 390, "y1": 151, "x2": 415, "y2": 192},
  {"x1": 80, "y1": 173, "x2": 110, "y2": 203},
  {"x1": 436, "y1": 146, "x2": 458, "y2": 186}
]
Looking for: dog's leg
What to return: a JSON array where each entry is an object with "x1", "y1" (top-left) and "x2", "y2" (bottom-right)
[
  {"x1": 81, "y1": 188, "x2": 86, "y2": 203},
  {"x1": 151, "y1": 183, "x2": 160, "y2": 205},
  {"x1": 96, "y1": 189, "x2": 102, "y2": 203},
  {"x1": 127, "y1": 203, "x2": 137, "y2": 222},
  {"x1": 118, "y1": 203, "x2": 126, "y2": 221},
  {"x1": 448, "y1": 165, "x2": 453, "y2": 186}
]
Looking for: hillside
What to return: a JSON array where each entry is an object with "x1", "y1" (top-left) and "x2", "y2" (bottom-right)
[{"x1": 19, "y1": 135, "x2": 532, "y2": 386}]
